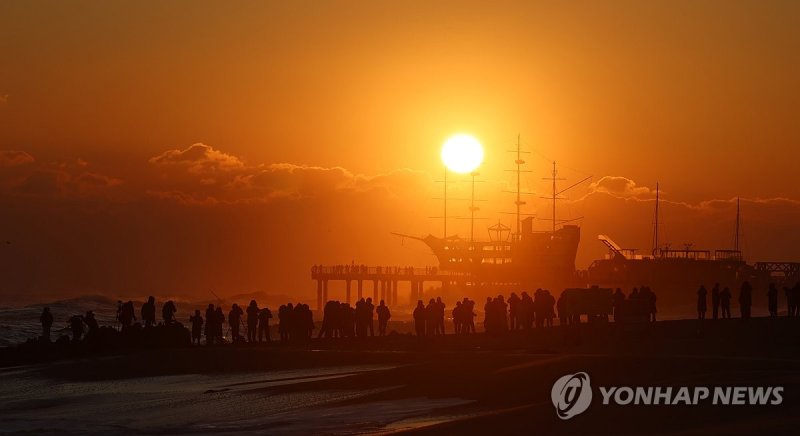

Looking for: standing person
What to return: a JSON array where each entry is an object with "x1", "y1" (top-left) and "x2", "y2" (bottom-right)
[
  {"x1": 720, "y1": 287, "x2": 732, "y2": 319},
  {"x1": 376, "y1": 299, "x2": 390, "y2": 336},
  {"x1": 141, "y1": 296, "x2": 156, "y2": 327},
  {"x1": 120, "y1": 301, "x2": 136, "y2": 329},
  {"x1": 228, "y1": 304, "x2": 243, "y2": 343},
  {"x1": 711, "y1": 284, "x2": 721, "y2": 320},
  {"x1": 697, "y1": 285, "x2": 708, "y2": 320},
  {"x1": 204, "y1": 304, "x2": 216, "y2": 345},
  {"x1": 425, "y1": 299, "x2": 438, "y2": 336},
  {"x1": 258, "y1": 306, "x2": 272, "y2": 342},
  {"x1": 190, "y1": 310, "x2": 203, "y2": 345},
  {"x1": 436, "y1": 297, "x2": 446, "y2": 335},
  {"x1": 413, "y1": 300, "x2": 426, "y2": 337},
  {"x1": 246, "y1": 300, "x2": 259, "y2": 343},
  {"x1": 68, "y1": 314, "x2": 85, "y2": 342},
  {"x1": 162, "y1": 300, "x2": 177, "y2": 325},
  {"x1": 452, "y1": 301, "x2": 463, "y2": 334},
  {"x1": 767, "y1": 283, "x2": 779, "y2": 317},
  {"x1": 214, "y1": 307, "x2": 225, "y2": 342},
  {"x1": 739, "y1": 281, "x2": 752, "y2": 319},
  {"x1": 40, "y1": 307, "x2": 54, "y2": 341},
  {"x1": 365, "y1": 297, "x2": 375, "y2": 337},
  {"x1": 508, "y1": 293, "x2": 521, "y2": 330},
  {"x1": 483, "y1": 297, "x2": 494, "y2": 333},
  {"x1": 84, "y1": 311, "x2": 99, "y2": 334},
  {"x1": 545, "y1": 290, "x2": 556, "y2": 327},
  {"x1": 612, "y1": 288, "x2": 625, "y2": 322}
]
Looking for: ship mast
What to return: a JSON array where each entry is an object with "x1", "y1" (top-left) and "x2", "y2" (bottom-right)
[
  {"x1": 541, "y1": 161, "x2": 565, "y2": 234},
  {"x1": 652, "y1": 182, "x2": 659, "y2": 256},
  {"x1": 443, "y1": 169, "x2": 447, "y2": 239},
  {"x1": 734, "y1": 196, "x2": 740, "y2": 252},
  {"x1": 515, "y1": 135, "x2": 523, "y2": 240}
]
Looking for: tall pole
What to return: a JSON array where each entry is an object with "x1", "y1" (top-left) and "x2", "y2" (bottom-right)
[
  {"x1": 653, "y1": 182, "x2": 659, "y2": 255},
  {"x1": 470, "y1": 172, "x2": 479, "y2": 243},
  {"x1": 515, "y1": 134, "x2": 522, "y2": 242},
  {"x1": 735, "y1": 196, "x2": 740, "y2": 252},
  {"x1": 552, "y1": 161, "x2": 556, "y2": 234},
  {"x1": 443, "y1": 168, "x2": 447, "y2": 239}
]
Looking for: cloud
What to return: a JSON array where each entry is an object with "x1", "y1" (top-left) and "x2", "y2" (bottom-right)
[
  {"x1": 0, "y1": 150, "x2": 34, "y2": 167},
  {"x1": 149, "y1": 143, "x2": 244, "y2": 174},
  {"x1": 0, "y1": 94, "x2": 7, "y2": 104},
  {"x1": 587, "y1": 176, "x2": 655, "y2": 199},
  {"x1": 147, "y1": 144, "x2": 431, "y2": 205},
  {"x1": 0, "y1": 151, "x2": 123, "y2": 198}
]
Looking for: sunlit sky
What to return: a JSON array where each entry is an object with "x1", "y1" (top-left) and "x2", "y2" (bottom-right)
[{"x1": 1, "y1": 1, "x2": 800, "y2": 303}]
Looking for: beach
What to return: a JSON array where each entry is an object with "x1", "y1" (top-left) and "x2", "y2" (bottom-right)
[{"x1": 2, "y1": 318, "x2": 800, "y2": 434}]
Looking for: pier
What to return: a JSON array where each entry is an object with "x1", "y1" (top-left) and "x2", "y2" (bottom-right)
[{"x1": 310, "y1": 265, "x2": 471, "y2": 310}]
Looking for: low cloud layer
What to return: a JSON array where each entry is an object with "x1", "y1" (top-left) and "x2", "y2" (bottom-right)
[{"x1": 2, "y1": 146, "x2": 800, "y2": 306}]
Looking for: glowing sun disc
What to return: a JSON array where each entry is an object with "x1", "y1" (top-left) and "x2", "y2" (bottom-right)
[{"x1": 441, "y1": 134, "x2": 484, "y2": 173}]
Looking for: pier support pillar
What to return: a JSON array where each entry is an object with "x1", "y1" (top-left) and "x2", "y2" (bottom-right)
[
  {"x1": 357, "y1": 280, "x2": 363, "y2": 301},
  {"x1": 346, "y1": 280, "x2": 352, "y2": 304},
  {"x1": 373, "y1": 280, "x2": 379, "y2": 301},
  {"x1": 323, "y1": 279, "x2": 329, "y2": 304},
  {"x1": 381, "y1": 280, "x2": 386, "y2": 302},
  {"x1": 317, "y1": 279, "x2": 323, "y2": 311}
]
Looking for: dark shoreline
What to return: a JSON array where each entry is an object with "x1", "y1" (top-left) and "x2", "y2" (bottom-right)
[{"x1": 3, "y1": 317, "x2": 800, "y2": 434}]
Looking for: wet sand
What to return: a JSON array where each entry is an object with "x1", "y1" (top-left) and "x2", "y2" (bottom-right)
[{"x1": 2, "y1": 317, "x2": 800, "y2": 434}]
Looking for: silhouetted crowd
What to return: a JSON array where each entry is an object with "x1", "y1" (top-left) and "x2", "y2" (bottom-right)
[
  {"x1": 318, "y1": 297, "x2": 392, "y2": 338},
  {"x1": 695, "y1": 281, "x2": 800, "y2": 320},
  {"x1": 35, "y1": 281, "x2": 800, "y2": 348},
  {"x1": 311, "y1": 264, "x2": 439, "y2": 276}
]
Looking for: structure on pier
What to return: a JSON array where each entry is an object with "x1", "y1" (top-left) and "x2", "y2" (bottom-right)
[{"x1": 310, "y1": 266, "x2": 471, "y2": 310}]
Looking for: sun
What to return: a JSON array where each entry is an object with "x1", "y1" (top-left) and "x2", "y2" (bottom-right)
[{"x1": 441, "y1": 134, "x2": 484, "y2": 173}]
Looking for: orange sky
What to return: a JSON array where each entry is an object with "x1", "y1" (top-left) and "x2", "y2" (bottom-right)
[{"x1": 1, "y1": 1, "x2": 800, "y2": 304}]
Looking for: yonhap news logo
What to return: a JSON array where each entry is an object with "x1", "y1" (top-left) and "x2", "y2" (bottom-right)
[
  {"x1": 551, "y1": 372, "x2": 593, "y2": 420},
  {"x1": 551, "y1": 372, "x2": 784, "y2": 420}
]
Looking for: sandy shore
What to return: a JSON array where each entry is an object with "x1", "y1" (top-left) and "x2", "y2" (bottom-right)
[{"x1": 2, "y1": 317, "x2": 800, "y2": 434}]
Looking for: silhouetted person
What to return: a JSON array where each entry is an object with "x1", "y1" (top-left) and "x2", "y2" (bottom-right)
[
  {"x1": 215, "y1": 307, "x2": 225, "y2": 342},
  {"x1": 162, "y1": 300, "x2": 177, "y2": 325},
  {"x1": 413, "y1": 300, "x2": 426, "y2": 337},
  {"x1": 464, "y1": 298, "x2": 476, "y2": 333},
  {"x1": 425, "y1": 299, "x2": 438, "y2": 335},
  {"x1": 483, "y1": 296, "x2": 494, "y2": 333},
  {"x1": 612, "y1": 288, "x2": 625, "y2": 322},
  {"x1": 720, "y1": 286, "x2": 732, "y2": 319},
  {"x1": 142, "y1": 296, "x2": 156, "y2": 327},
  {"x1": 739, "y1": 281, "x2": 752, "y2": 319},
  {"x1": 258, "y1": 307, "x2": 272, "y2": 342},
  {"x1": 229, "y1": 303, "x2": 243, "y2": 343},
  {"x1": 557, "y1": 292, "x2": 567, "y2": 326},
  {"x1": 784, "y1": 283, "x2": 799, "y2": 317},
  {"x1": 84, "y1": 311, "x2": 99, "y2": 334},
  {"x1": 508, "y1": 292, "x2": 521, "y2": 330},
  {"x1": 120, "y1": 301, "x2": 136, "y2": 329},
  {"x1": 190, "y1": 310, "x2": 203, "y2": 345},
  {"x1": 115, "y1": 300, "x2": 123, "y2": 328},
  {"x1": 544, "y1": 290, "x2": 556, "y2": 326},
  {"x1": 768, "y1": 283, "x2": 778, "y2": 317},
  {"x1": 519, "y1": 292, "x2": 533, "y2": 329},
  {"x1": 697, "y1": 285, "x2": 708, "y2": 320},
  {"x1": 377, "y1": 299, "x2": 390, "y2": 336},
  {"x1": 365, "y1": 297, "x2": 375, "y2": 337},
  {"x1": 711, "y1": 284, "x2": 720, "y2": 320},
  {"x1": 643, "y1": 286, "x2": 657, "y2": 322},
  {"x1": 69, "y1": 314, "x2": 85, "y2": 342},
  {"x1": 436, "y1": 297, "x2": 446, "y2": 335},
  {"x1": 40, "y1": 307, "x2": 53, "y2": 341},
  {"x1": 204, "y1": 304, "x2": 216, "y2": 345},
  {"x1": 245, "y1": 300, "x2": 259, "y2": 343}
]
